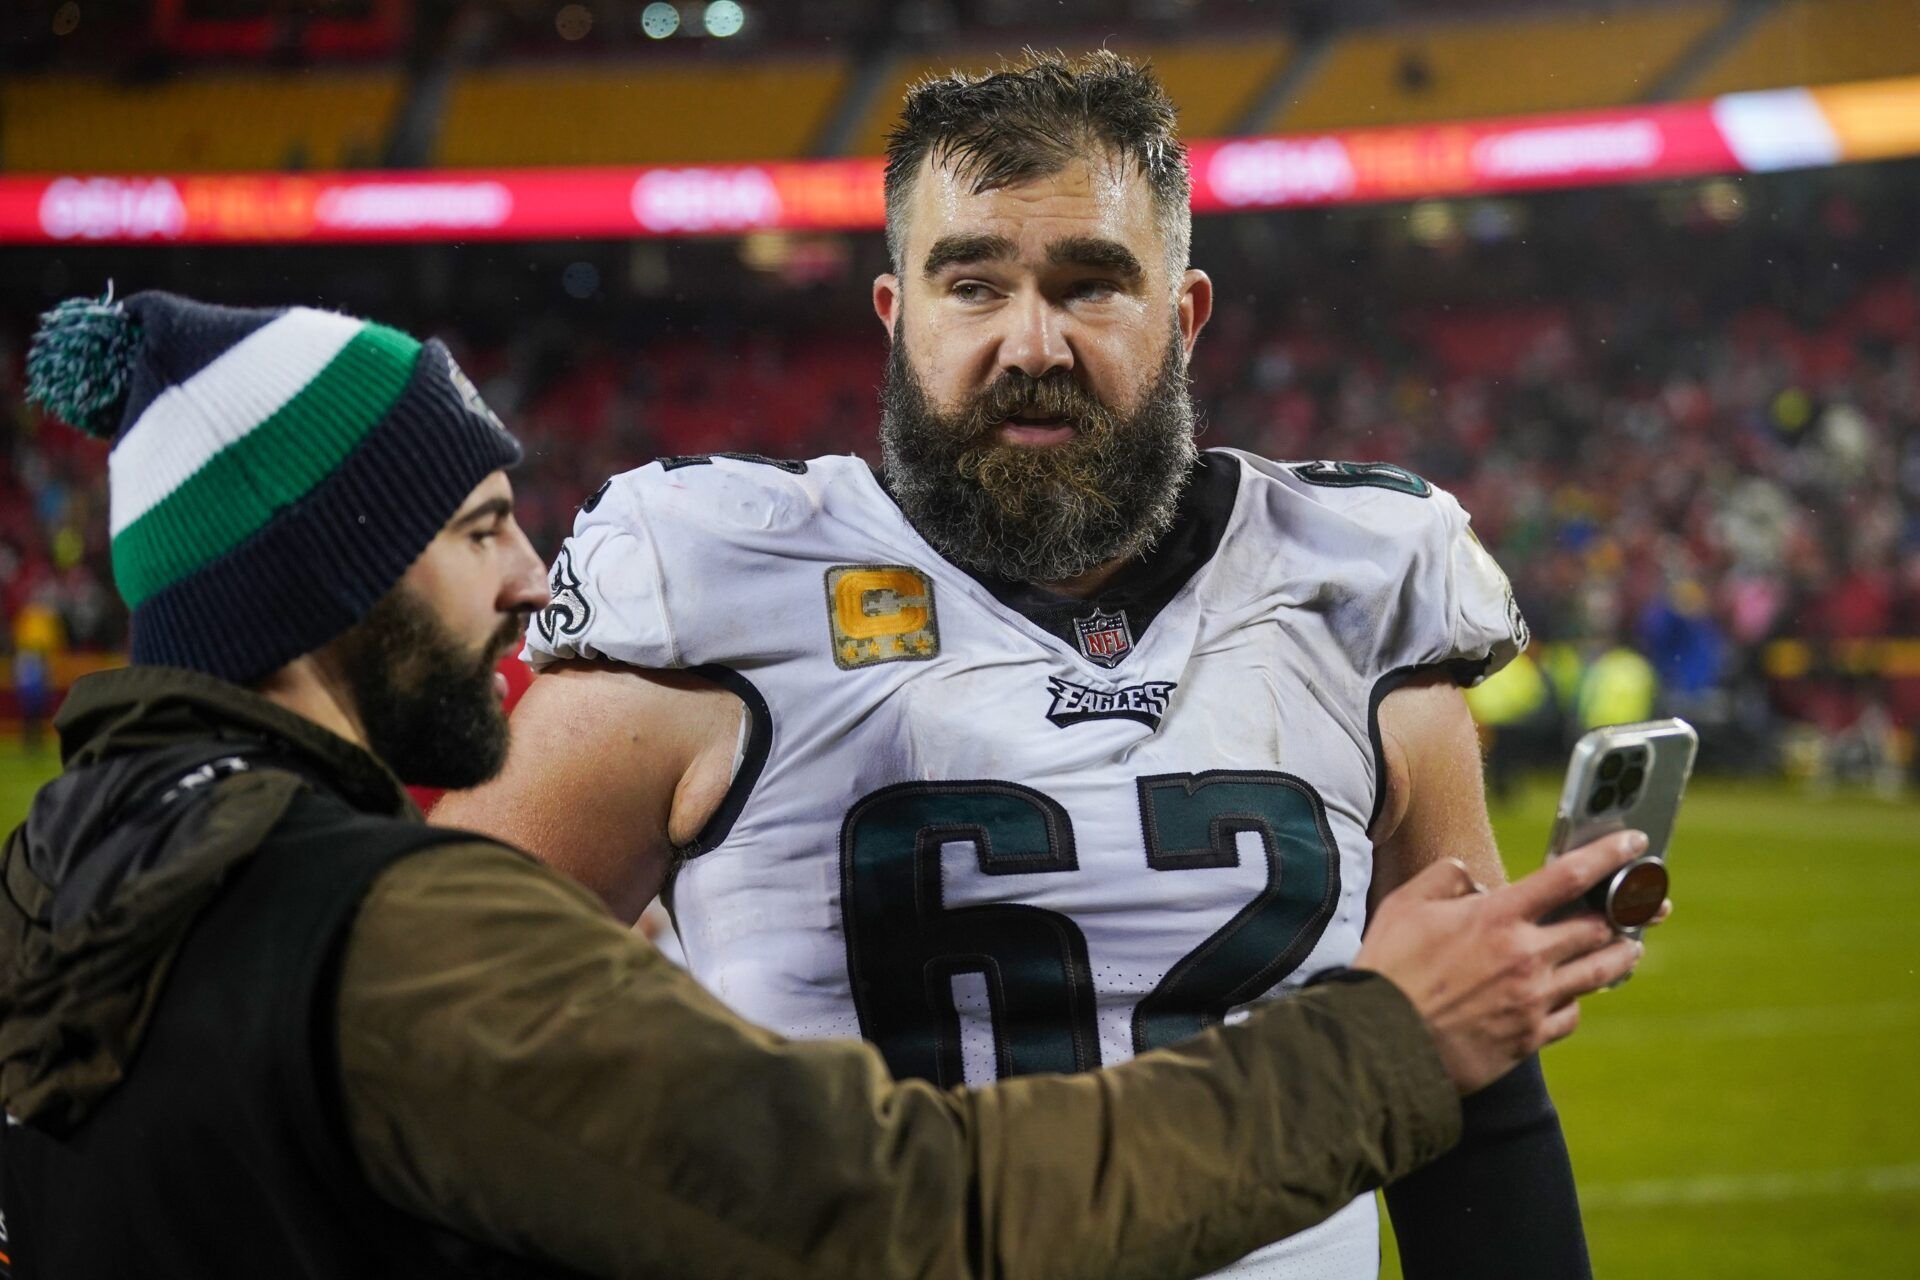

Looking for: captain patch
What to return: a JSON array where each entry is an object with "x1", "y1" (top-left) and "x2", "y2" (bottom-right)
[{"x1": 826, "y1": 565, "x2": 938, "y2": 669}]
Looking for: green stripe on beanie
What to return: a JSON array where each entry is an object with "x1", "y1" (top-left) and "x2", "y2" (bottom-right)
[{"x1": 111, "y1": 321, "x2": 420, "y2": 607}]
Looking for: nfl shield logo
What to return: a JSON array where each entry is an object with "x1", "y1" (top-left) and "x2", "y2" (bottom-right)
[{"x1": 1073, "y1": 608, "x2": 1133, "y2": 669}]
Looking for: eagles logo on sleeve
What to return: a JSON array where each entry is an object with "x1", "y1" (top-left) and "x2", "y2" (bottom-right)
[
  {"x1": 1461, "y1": 526, "x2": 1532, "y2": 655},
  {"x1": 535, "y1": 546, "x2": 593, "y2": 645}
]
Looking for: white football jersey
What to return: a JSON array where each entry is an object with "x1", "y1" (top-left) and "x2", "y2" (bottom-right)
[{"x1": 526, "y1": 448, "x2": 1526, "y2": 1279}]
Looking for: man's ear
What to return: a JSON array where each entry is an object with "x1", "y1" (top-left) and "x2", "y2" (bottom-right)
[
  {"x1": 1177, "y1": 269, "x2": 1214, "y2": 355},
  {"x1": 873, "y1": 273, "x2": 901, "y2": 341}
]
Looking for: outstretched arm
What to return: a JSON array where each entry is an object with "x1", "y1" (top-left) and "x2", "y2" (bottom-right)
[
  {"x1": 339, "y1": 840, "x2": 1464, "y2": 1280},
  {"x1": 337, "y1": 816, "x2": 1644, "y2": 1278},
  {"x1": 432, "y1": 659, "x2": 744, "y2": 924},
  {"x1": 1372, "y1": 673, "x2": 1593, "y2": 1280}
]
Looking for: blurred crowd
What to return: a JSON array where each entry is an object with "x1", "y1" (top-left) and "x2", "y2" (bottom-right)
[{"x1": 4, "y1": 170, "x2": 1918, "y2": 778}]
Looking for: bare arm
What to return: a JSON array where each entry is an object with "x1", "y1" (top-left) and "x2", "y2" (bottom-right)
[
  {"x1": 1370, "y1": 672, "x2": 1506, "y2": 910},
  {"x1": 433, "y1": 660, "x2": 743, "y2": 924}
]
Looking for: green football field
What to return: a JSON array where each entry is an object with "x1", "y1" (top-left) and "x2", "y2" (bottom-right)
[
  {"x1": 1385, "y1": 777, "x2": 1920, "y2": 1279},
  {"x1": 3, "y1": 743, "x2": 1915, "y2": 1276}
]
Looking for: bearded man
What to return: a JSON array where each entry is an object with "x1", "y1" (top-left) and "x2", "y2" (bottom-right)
[{"x1": 443, "y1": 51, "x2": 1602, "y2": 1279}]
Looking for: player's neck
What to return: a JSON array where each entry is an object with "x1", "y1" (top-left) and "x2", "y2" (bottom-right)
[{"x1": 1035, "y1": 553, "x2": 1133, "y2": 600}]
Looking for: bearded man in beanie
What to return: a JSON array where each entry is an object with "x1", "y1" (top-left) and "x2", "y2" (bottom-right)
[{"x1": 0, "y1": 290, "x2": 1647, "y2": 1280}]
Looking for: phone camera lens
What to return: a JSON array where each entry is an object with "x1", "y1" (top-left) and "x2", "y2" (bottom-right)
[
  {"x1": 1619, "y1": 765, "x2": 1645, "y2": 793},
  {"x1": 1599, "y1": 754, "x2": 1624, "y2": 781},
  {"x1": 1588, "y1": 785, "x2": 1617, "y2": 814},
  {"x1": 1628, "y1": 747, "x2": 1650, "y2": 765}
]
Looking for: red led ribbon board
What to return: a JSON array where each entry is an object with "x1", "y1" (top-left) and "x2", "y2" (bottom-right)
[{"x1": 2, "y1": 79, "x2": 1915, "y2": 245}]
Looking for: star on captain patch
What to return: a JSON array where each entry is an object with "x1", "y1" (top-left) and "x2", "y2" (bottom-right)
[{"x1": 825, "y1": 565, "x2": 939, "y2": 670}]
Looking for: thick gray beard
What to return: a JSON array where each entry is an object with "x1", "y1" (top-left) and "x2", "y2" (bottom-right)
[{"x1": 879, "y1": 324, "x2": 1199, "y2": 585}]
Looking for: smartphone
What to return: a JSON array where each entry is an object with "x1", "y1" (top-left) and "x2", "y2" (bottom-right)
[{"x1": 1545, "y1": 718, "x2": 1697, "y2": 935}]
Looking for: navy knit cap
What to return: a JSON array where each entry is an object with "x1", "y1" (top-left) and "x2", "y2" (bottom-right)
[{"x1": 25, "y1": 289, "x2": 523, "y2": 685}]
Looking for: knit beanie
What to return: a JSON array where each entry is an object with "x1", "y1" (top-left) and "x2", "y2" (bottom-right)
[{"x1": 25, "y1": 289, "x2": 524, "y2": 685}]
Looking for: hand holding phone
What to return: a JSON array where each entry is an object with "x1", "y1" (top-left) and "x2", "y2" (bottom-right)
[
  {"x1": 1545, "y1": 718, "x2": 1696, "y2": 935},
  {"x1": 1357, "y1": 834, "x2": 1649, "y2": 1092}
]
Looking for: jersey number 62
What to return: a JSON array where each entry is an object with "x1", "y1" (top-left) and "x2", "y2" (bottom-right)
[{"x1": 839, "y1": 772, "x2": 1340, "y2": 1085}]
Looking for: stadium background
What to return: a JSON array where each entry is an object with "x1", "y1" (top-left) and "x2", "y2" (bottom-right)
[{"x1": 2, "y1": 0, "x2": 1916, "y2": 1274}]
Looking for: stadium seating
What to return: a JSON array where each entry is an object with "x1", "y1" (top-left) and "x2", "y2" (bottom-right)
[
  {"x1": 1265, "y1": 3, "x2": 1726, "y2": 131},
  {"x1": 12, "y1": 1, "x2": 1920, "y2": 179},
  {"x1": 1687, "y1": 0, "x2": 1920, "y2": 96},
  {"x1": 2, "y1": 72, "x2": 402, "y2": 173},
  {"x1": 845, "y1": 37, "x2": 1293, "y2": 158},
  {"x1": 436, "y1": 58, "x2": 848, "y2": 167}
]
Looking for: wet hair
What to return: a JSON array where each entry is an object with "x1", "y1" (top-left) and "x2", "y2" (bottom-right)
[{"x1": 883, "y1": 49, "x2": 1192, "y2": 277}]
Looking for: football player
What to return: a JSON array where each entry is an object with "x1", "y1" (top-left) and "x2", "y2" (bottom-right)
[{"x1": 442, "y1": 51, "x2": 1596, "y2": 1279}]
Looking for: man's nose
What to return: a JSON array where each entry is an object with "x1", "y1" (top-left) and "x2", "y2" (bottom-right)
[
  {"x1": 999, "y1": 291, "x2": 1073, "y2": 380},
  {"x1": 500, "y1": 523, "x2": 551, "y2": 614}
]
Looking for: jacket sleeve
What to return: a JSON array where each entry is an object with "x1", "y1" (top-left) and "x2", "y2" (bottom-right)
[{"x1": 335, "y1": 841, "x2": 1461, "y2": 1280}]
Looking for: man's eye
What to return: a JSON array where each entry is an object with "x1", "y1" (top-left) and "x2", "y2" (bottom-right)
[
  {"x1": 1072, "y1": 280, "x2": 1119, "y2": 301},
  {"x1": 952, "y1": 282, "x2": 994, "y2": 303}
]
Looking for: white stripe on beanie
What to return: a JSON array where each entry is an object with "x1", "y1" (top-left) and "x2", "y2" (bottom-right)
[{"x1": 108, "y1": 308, "x2": 365, "y2": 538}]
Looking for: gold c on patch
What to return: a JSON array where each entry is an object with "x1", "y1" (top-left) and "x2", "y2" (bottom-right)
[{"x1": 825, "y1": 565, "x2": 939, "y2": 670}]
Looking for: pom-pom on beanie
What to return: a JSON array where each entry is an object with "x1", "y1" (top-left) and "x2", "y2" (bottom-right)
[{"x1": 26, "y1": 288, "x2": 523, "y2": 685}]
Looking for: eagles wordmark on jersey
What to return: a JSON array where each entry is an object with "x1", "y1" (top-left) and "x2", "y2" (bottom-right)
[{"x1": 526, "y1": 447, "x2": 1526, "y2": 1278}]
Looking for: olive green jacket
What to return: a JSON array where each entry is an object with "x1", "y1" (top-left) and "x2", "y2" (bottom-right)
[{"x1": 1, "y1": 667, "x2": 1461, "y2": 1278}]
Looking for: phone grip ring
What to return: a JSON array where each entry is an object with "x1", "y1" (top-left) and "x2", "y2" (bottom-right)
[{"x1": 1589, "y1": 856, "x2": 1668, "y2": 932}]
